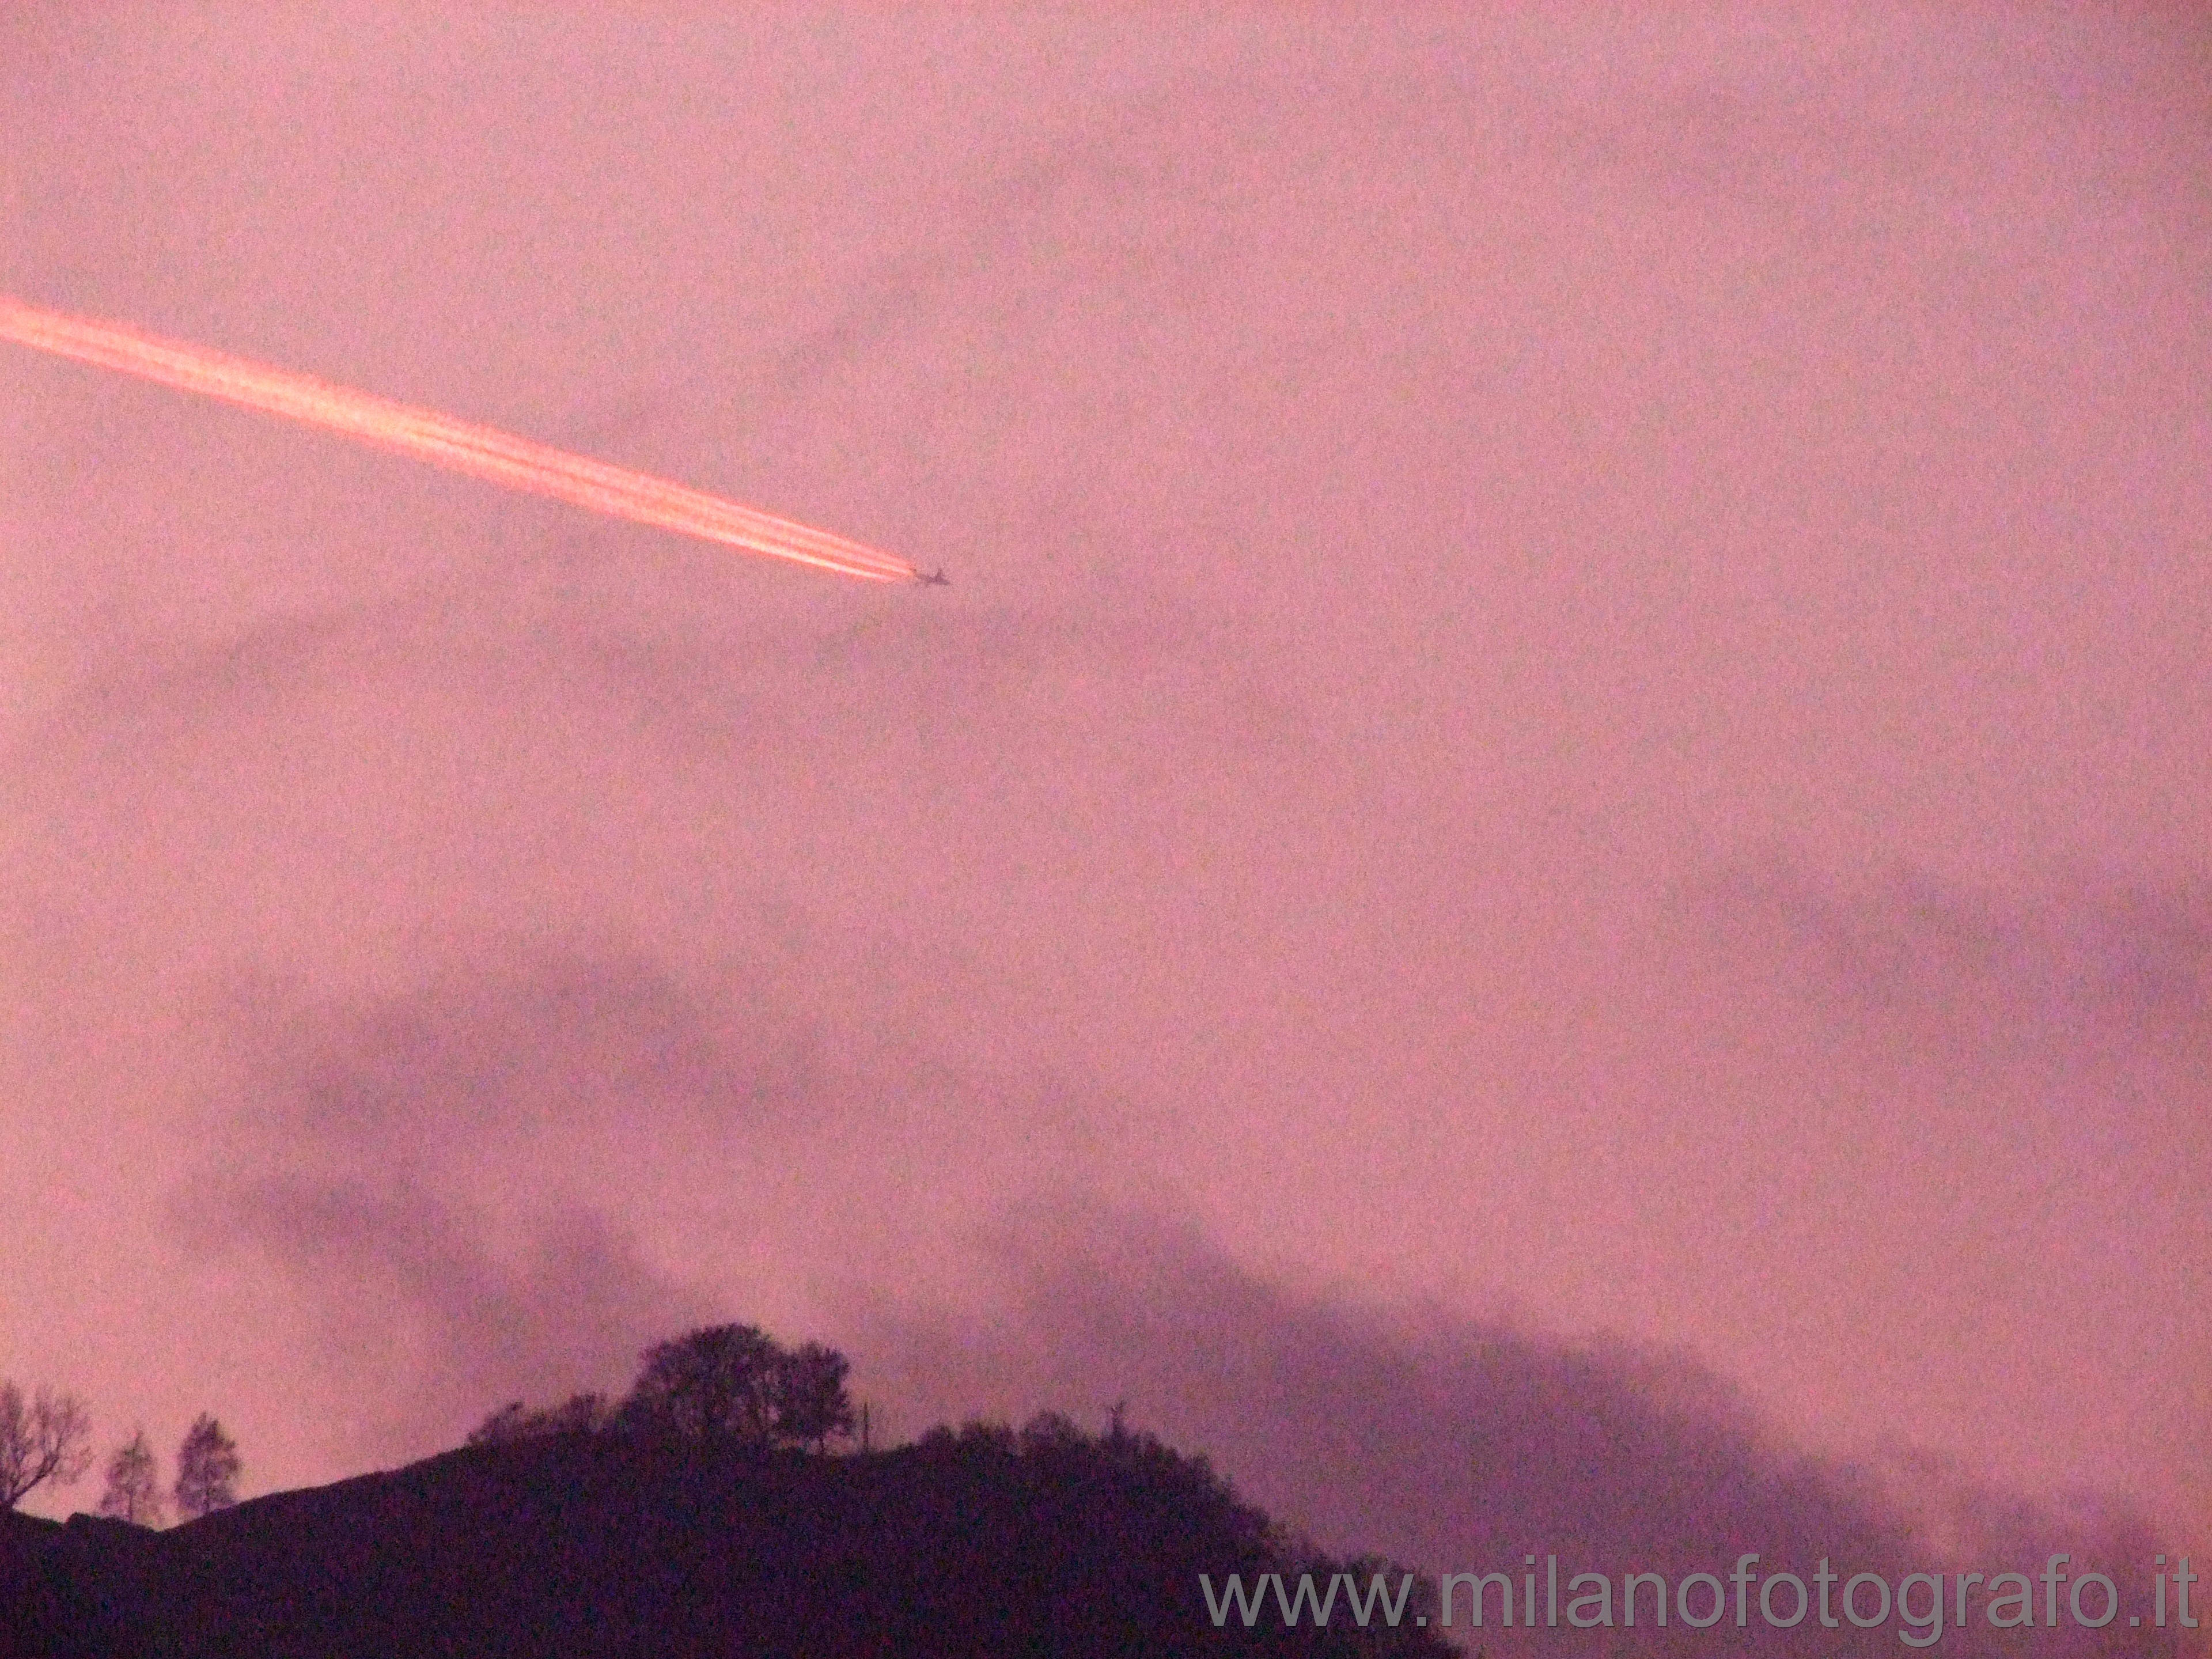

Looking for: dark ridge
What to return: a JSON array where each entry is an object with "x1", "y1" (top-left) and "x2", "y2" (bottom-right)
[{"x1": 0, "y1": 1422, "x2": 1453, "y2": 1657}]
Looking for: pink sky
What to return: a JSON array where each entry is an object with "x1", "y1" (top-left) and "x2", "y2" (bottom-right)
[{"x1": 2, "y1": 0, "x2": 2206, "y2": 1578}]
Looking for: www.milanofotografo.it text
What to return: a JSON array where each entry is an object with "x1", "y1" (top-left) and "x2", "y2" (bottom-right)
[{"x1": 1202, "y1": 1554, "x2": 2201, "y2": 1646}]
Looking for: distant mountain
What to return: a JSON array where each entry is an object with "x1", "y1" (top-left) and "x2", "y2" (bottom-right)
[{"x1": 0, "y1": 1420, "x2": 1455, "y2": 1657}]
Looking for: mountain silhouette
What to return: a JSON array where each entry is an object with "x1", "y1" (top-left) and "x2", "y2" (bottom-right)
[{"x1": 1, "y1": 1418, "x2": 1453, "y2": 1657}]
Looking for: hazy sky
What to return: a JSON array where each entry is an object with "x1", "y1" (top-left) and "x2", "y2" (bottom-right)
[{"x1": 2, "y1": 0, "x2": 2206, "y2": 1584}]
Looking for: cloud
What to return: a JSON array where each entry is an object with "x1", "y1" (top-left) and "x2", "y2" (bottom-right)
[
  {"x1": 154, "y1": 939, "x2": 1152, "y2": 1465},
  {"x1": 1700, "y1": 859, "x2": 2212, "y2": 1052},
  {"x1": 213, "y1": 946, "x2": 792, "y2": 1156},
  {"x1": 173, "y1": 1173, "x2": 708, "y2": 1461},
  {"x1": 3, "y1": 538, "x2": 1267, "y2": 798},
  {"x1": 191, "y1": 934, "x2": 1129, "y2": 1172},
  {"x1": 155, "y1": 945, "x2": 850, "y2": 1462},
  {"x1": 858, "y1": 1206, "x2": 2172, "y2": 1657}
]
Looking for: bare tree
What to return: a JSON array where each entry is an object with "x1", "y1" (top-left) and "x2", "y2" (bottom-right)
[
  {"x1": 97, "y1": 1429, "x2": 165, "y2": 1527},
  {"x1": 770, "y1": 1342, "x2": 855, "y2": 1452},
  {"x1": 0, "y1": 1381, "x2": 92, "y2": 1510},
  {"x1": 173, "y1": 1414, "x2": 241, "y2": 1520},
  {"x1": 619, "y1": 1324, "x2": 782, "y2": 1441}
]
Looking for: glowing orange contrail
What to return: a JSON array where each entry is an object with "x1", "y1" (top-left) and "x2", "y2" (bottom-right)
[{"x1": 0, "y1": 293, "x2": 916, "y2": 584}]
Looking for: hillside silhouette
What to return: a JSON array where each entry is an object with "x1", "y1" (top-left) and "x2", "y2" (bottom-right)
[{"x1": 0, "y1": 1415, "x2": 1454, "y2": 1658}]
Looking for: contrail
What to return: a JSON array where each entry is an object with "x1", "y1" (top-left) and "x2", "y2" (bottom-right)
[{"x1": 0, "y1": 293, "x2": 917, "y2": 584}]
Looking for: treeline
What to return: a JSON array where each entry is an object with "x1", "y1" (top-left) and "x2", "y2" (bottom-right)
[
  {"x1": 468, "y1": 1323, "x2": 857, "y2": 1452},
  {"x1": 0, "y1": 1380, "x2": 240, "y2": 1527}
]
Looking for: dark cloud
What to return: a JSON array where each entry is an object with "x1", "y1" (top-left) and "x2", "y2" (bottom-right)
[
  {"x1": 160, "y1": 945, "x2": 1154, "y2": 1466},
  {"x1": 1700, "y1": 860, "x2": 2212, "y2": 1050},
  {"x1": 162, "y1": 951, "x2": 757, "y2": 1458},
  {"x1": 173, "y1": 1173, "x2": 707, "y2": 1460},
  {"x1": 858, "y1": 1207, "x2": 2171, "y2": 1657},
  {"x1": 160, "y1": 935, "x2": 1133, "y2": 1337},
  {"x1": 215, "y1": 948, "x2": 778, "y2": 1153},
  {"x1": 188, "y1": 934, "x2": 1071, "y2": 1175}
]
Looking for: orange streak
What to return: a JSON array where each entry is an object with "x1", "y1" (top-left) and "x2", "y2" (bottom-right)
[{"x1": 0, "y1": 293, "x2": 914, "y2": 584}]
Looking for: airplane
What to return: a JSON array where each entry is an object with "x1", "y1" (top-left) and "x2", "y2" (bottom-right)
[{"x1": 916, "y1": 567, "x2": 951, "y2": 586}]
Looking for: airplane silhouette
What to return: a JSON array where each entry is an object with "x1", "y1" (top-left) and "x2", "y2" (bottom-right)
[{"x1": 916, "y1": 567, "x2": 951, "y2": 586}]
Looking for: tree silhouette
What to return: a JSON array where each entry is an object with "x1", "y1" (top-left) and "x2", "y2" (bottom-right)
[
  {"x1": 464, "y1": 1328, "x2": 861, "y2": 1455},
  {"x1": 467, "y1": 1393, "x2": 612, "y2": 1446},
  {"x1": 0, "y1": 1380, "x2": 92, "y2": 1510},
  {"x1": 619, "y1": 1324, "x2": 782, "y2": 1441},
  {"x1": 465, "y1": 1402, "x2": 534, "y2": 1447},
  {"x1": 174, "y1": 1413, "x2": 242, "y2": 1520},
  {"x1": 770, "y1": 1342, "x2": 855, "y2": 1452},
  {"x1": 98, "y1": 1428, "x2": 165, "y2": 1527}
]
